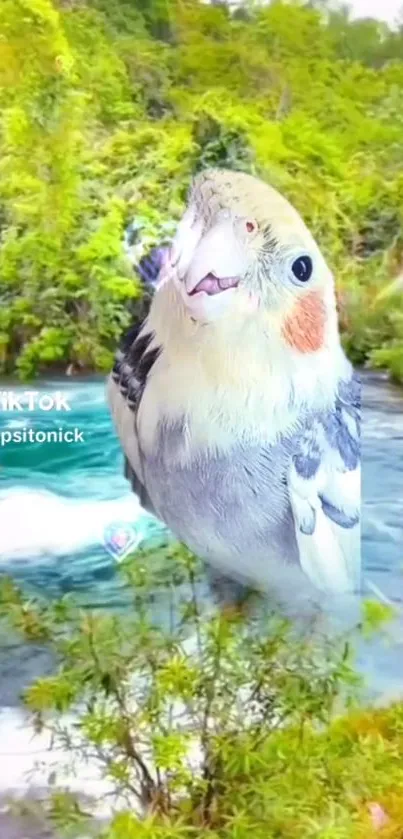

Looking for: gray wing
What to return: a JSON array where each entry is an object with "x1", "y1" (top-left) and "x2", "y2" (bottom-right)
[
  {"x1": 288, "y1": 372, "x2": 361, "y2": 594},
  {"x1": 107, "y1": 320, "x2": 161, "y2": 515}
]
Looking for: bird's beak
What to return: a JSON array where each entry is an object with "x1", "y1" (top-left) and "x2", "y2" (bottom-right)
[
  {"x1": 184, "y1": 219, "x2": 247, "y2": 295},
  {"x1": 162, "y1": 210, "x2": 248, "y2": 321},
  {"x1": 169, "y1": 206, "x2": 204, "y2": 283}
]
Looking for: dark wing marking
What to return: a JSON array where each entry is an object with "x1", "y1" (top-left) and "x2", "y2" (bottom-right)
[
  {"x1": 288, "y1": 370, "x2": 361, "y2": 593},
  {"x1": 109, "y1": 313, "x2": 163, "y2": 514},
  {"x1": 123, "y1": 455, "x2": 156, "y2": 516},
  {"x1": 292, "y1": 371, "x2": 360, "y2": 531},
  {"x1": 112, "y1": 323, "x2": 161, "y2": 410}
]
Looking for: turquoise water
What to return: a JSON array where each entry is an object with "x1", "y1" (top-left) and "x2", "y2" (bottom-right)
[
  {"x1": 0, "y1": 377, "x2": 168, "y2": 604},
  {"x1": 0, "y1": 372, "x2": 402, "y2": 703}
]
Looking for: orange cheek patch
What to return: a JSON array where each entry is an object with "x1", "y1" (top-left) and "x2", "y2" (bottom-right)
[{"x1": 282, "y1": 291, "x2": 326, "y2": 353}]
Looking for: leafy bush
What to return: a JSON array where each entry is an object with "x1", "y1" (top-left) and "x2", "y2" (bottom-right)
[
  {"x1": 1, "y1": 0, "x2": 403, "y2": 379},
  {"x1": 1, "y1": 544, "x2": 402, "y2": 838}
]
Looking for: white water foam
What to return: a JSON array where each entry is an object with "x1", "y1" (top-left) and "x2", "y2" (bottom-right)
[{"x1": 0, "y1": 488, "x2": 143, "y2": 561}]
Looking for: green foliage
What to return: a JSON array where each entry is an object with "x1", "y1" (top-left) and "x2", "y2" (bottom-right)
[
  {"x1": 361, "y1": 598, "x2": 397, "y2": 637},
  {"x1": 1, "y1": 544, "x2": 403, "y2": 838},
  {"x1": 1, "y1": 0, "x2": 403, "y2": 378}
]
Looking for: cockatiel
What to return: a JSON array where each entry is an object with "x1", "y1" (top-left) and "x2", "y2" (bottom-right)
[{"x1": 108, "y1": 168, "x2": 361, "y2": 609}]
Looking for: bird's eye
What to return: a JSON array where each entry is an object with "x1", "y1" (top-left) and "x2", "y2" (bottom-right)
[
  {"x1": 246, "y1": 220, "x2": 255, "y2": 233},
  {"x1": 291, "y1": 255, "x2": 313, "y2": 283}
]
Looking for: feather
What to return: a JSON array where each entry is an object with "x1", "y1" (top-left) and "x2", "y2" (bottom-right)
[
  {"x1": 107, "y1": 317, "x2": 162, "y2": 517},
  {"x1": 288, "y1": 372, "x2": 361, "y2": 593}
]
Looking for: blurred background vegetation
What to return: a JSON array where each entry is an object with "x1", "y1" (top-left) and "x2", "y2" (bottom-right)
[{"x1": 1, "y1": 0, "x2": 403, "y2": 380}]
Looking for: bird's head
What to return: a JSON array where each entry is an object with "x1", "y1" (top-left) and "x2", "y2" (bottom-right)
[{"x1": 163, "y1": 168, "x2": 339, "y2": 356}]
